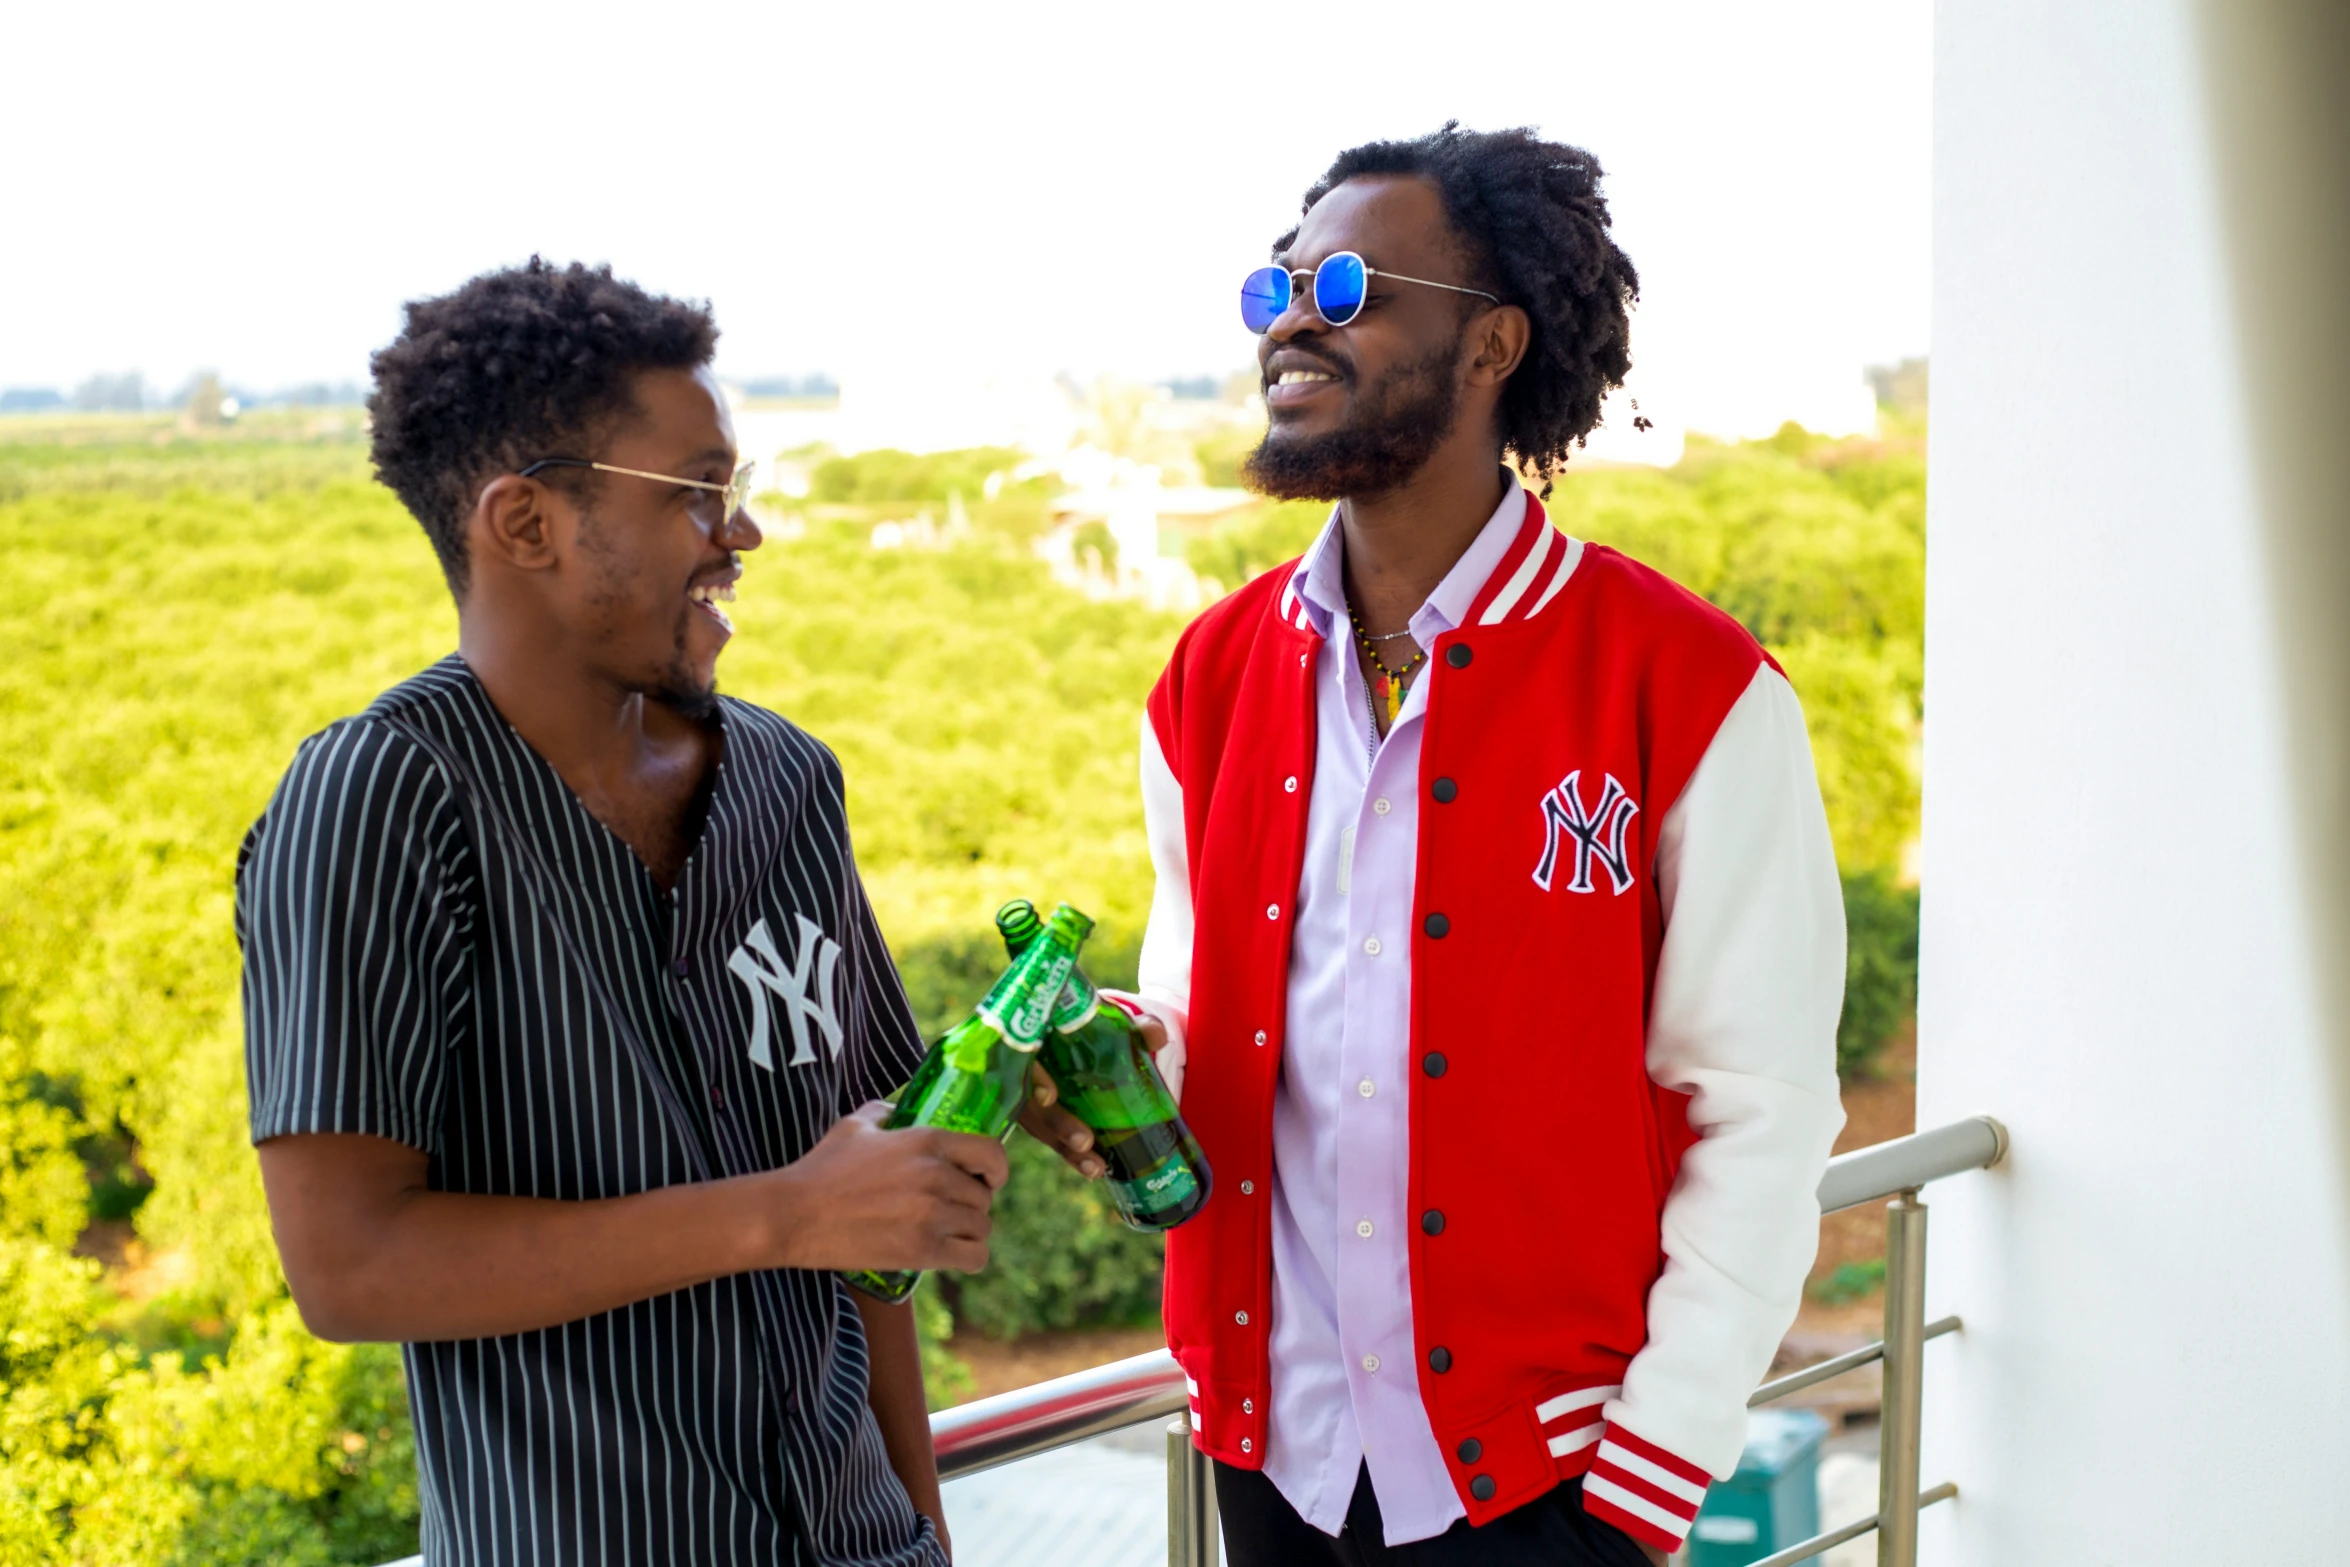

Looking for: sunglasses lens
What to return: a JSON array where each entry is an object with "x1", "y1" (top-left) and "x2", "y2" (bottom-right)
[
  {"x1": 1315, "y1": 253, "x2": 1368, "y2": 326},
  {"x1": 1241, "y1": 267, "x2": 1290, "y2": 333}
]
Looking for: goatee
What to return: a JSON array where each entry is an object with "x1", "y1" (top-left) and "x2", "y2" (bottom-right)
[{"x1": 1243, "y1": 338, "x2": 1464, "y2": 502}]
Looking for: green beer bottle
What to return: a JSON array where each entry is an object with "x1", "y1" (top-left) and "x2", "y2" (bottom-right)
[
  {"x1": 843, "y1": 903, "x2": 1096, "y2": 1304},
  {"x1": 996, "y1": 900, "x2": 1212, "y2": 1232}
]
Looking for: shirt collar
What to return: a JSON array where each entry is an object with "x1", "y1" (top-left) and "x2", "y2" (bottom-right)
[{"x1": 1291, "y1": 478, "x2": 1530, "y2": 641}]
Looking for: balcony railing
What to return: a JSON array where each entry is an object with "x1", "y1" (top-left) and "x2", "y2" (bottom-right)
[
  {"x1": 380, "y1": 1115, "x2": 2005, "y2": 1567},
  {"x1": 934, "y1": 1114, "x2": 2007, "y2": 1567}
]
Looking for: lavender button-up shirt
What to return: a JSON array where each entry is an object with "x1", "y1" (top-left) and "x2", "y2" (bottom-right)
[{"x1": 1261, "y1": 484, "x2": 1528, "y2": 1542}]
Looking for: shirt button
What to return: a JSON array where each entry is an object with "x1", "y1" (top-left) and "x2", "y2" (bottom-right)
[
  {"x1": 1373, "y1": 797, "x2": 1392, "y2": 816},
  {"x1": 1470, "y1": 1473, "x2": 1496, "y2": 1501},
  {"x1": 1431, "y1": 777, "x2": 1457, "y2": 804},
  {"x1": 1284, "y1": 775, "x2": 1298, "y2": 793},
  {"x1": 1243, "y1": 1398, "x2": 1254, "y2": 1415},
  {"x1": 1423, "y1": 912, "x2": 1450, "y2": 940},
  {"x1": 1265, "y1": 903, "x2": 1281, "y2": 920},
  {"x1": 1423, "y1": 1052, "x2": 1448, "y2": 1078},
  {"x1": 1243, "y1": 1437, "x2": 1255, "y2": 1453},
  {"x1": 1240, "y1": 1180, "x2": 1254, "y2": 1195},
  {"x1": 1356, "y1": 1218, "x2": 1374, "y2": 1238},
  {"x1": 1362, "y1": 936, "x2": 1382, "y2": 956},
  {"x1": 1422, "y1": 1209, "x2": 1446, "y2": 1236},
  {"x1": 1255, "y1": 1029, "x2": 1268, "y2": 1046},
  {"x1": 1361, "y1": 1353, "x2": 1380, "y2": 1373},
  {"x1": 1446, "y1": 644, "x2": 1473, "y2": 669},
  {"x1": 1236, "y1": 1310, "x2": 1249, "y2": 1326},
  {"x1": 1357, "y1": 1078, "x2": 1376, "y2": 1099},
  {"x1": 674, "y1": 956, "x2": 691, "y2": 978}
]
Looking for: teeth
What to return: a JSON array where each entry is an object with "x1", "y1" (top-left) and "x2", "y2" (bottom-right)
[{"x1": 1275, "y1": 370, "x2": 1338, "y2": 386}]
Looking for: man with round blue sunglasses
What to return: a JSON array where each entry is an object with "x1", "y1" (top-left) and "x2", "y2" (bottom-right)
[{"x1": 1078, "y1": 125, "x2": 1847, "y2": 1567}]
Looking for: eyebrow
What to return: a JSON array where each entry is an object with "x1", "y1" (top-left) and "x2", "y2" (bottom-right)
[{"x1": 664, "y1": 446, "x2": 738, "y2": 475}]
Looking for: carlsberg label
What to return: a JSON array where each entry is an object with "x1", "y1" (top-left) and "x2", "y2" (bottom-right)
[
  {"x1": 978, "y1": 947, "x2": 1076, "y2": 1053},
  {"x1": 1047, "y1": 967, "x2": 1101, "y2": 1032}
]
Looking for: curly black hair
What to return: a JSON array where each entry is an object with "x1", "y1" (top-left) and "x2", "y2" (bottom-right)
[
  {"x1": 367, "y1": 258, "x2": 718, "y2": 595},
  {"x1": 1279, "y1": 123, "x2": 1639, "y2": 486}
]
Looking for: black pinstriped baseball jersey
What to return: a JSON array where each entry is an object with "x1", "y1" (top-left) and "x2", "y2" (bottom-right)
[{"x1": 237, "y1": 656, "x2": 939, "y2": 1567}]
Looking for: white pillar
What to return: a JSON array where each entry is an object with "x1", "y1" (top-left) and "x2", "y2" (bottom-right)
[{"x1": 1921, "y1": 3, "x2": 2350, "y2": 1561}]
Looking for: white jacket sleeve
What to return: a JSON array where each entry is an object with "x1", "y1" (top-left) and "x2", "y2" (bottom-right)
[
  {"x1": 1107, "y1": 712, "x2": 1193, "y2": 1099},
  {"x1": 1587, "y1": 665, "x2": 1847, "y2": 1536}
]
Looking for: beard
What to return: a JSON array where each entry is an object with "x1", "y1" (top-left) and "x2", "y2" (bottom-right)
[
  {"x1": 1243, "y1": 335, "x2": 1465, "y2": 502},
  {"x1": 647, "y1": 647, "x2": 719, "y2": 721},
  {"x1": 578, "y1": 504, "x2": 721, "y2": 721}
]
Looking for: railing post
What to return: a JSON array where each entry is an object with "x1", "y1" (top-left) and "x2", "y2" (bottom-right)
[
  {"x1": 1168, "y1": 1411, "x2": 1218, "y2": 1567},
  {"x1": 1877, "y1": 1189, "x2": 1929, "y2": 1567}
]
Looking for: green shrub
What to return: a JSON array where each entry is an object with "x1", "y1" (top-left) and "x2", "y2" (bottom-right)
[{"x1": 1840, "y1": 871, "x2": 1921, "y2": 1078}]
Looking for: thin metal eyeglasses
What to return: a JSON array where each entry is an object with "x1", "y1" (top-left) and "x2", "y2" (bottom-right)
[
  {"x1": 1240, "y1": 250, "x2": 1500, "y2": 333},
  {"x1": 518, "y1": 457, "x2": 757, "y2": 524}
]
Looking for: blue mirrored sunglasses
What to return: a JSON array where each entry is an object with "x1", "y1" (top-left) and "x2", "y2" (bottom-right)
[{"x1": 1240, "y1": 250, "x2": 1500, "y2": 333}]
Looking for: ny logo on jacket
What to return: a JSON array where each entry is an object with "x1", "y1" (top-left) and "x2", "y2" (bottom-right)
[{"x1": 1532, "y1": 769, "x2": 1641, "y2": 895}]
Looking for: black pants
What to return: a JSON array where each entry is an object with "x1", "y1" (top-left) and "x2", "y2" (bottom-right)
[{"x1": 1214, "y1": 1461, "x2": 1653, "y2": 1567}]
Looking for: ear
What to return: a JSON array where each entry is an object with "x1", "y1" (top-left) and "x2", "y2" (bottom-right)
[
  {"x1": 1463, "y1": 304, "x2": 1532, "y2": 390},
  {"x1": 469, "y1": 473, "x2": 564, "y2": 577}
]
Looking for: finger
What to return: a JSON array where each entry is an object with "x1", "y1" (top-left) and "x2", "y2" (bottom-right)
[
  {"x1": 1028, "y1": 1063, "x2": 1059, "y2": 1110},
  {"x1": 933, "y1": 1129, "x2": 1012, "y2": 1191},
  {"x1": 848, "y1": 1100, "x2": 892, "y2": 1130},
  {"x1": 941, "y1": 1238, "x2": 991, "y2": 1274},
  {"x1": 1025, "y1": 1104, "x2": 1103, "y2": 1177},
  {"x1": 1132, "y1": 1015, "x2": 1167, "y2": 1052}
]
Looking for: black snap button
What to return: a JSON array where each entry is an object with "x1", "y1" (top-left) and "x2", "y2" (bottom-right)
[
  {"x1": 674, "y1": 957, "x2": 691, "y2": 978},
  {"x1": 1428, "y1": 1345, "x2": 1452, "y2": 1374},
  {"x1": 1431, "y1": 776, "x2": 1457, "y2": 803},
  {"x1": 1456, "y1": 1438, "x2": 1482, "y2": 1464},
  {"x1": 1470, "y1": 1474, "x2": 1496, "y2": 1501},
  {"x1": 1422, "y1": 1052, "x2": 1447, "y2": 1078},
  {"x1": 1445, "y1": 644, "x2": 1473, "y2": 669},
  {"x1": 1421, "y1": 1209, "x2": 1445, "y2": 1236},
  {"x1": 1423, "y1": 912, "x2": 1449, "y2": 939}
]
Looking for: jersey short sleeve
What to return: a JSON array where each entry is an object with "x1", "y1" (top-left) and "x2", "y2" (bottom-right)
[
  {"x1": 237, "y1": 718, "x2": 476, "y2": 1154},
  {"x1": 833, "y1": 831, "x2": 929, "y2": 1114}
]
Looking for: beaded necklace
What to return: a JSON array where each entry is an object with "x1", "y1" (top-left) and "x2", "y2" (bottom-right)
[{"x1": 1348, "y1": 605, "x2": 1424, "y2": 729}]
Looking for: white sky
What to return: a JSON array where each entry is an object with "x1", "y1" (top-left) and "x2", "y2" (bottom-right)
[{"x1": 1, "y1": 0, "x2": 1927, "y2": 440}]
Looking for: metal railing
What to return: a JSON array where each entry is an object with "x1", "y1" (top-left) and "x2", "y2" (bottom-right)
[{"x1": 933, "y1": 1114, "x2": 2007, "y2": 1567}]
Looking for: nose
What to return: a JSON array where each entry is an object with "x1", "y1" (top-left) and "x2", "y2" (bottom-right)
[
  {"x1": 1261, "y1": 271, "x2": 1328, "y2": 353},
  {"x1": 721, "y1": 503, "x2": 763, "y2": 554}
]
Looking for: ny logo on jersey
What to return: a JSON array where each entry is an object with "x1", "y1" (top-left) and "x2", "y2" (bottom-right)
[
  {"x1": 1532, "y1": 769, "x2": 1642, "y2": 895},
  {"x1": 727, "y1": 915, "x2": 845, "y2": 1071}
]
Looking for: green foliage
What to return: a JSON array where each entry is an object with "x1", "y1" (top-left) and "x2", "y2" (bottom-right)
[
  {"x1": 1807, "y1": 1257, "x2": 1887, "y2": 1305},
  {"x1": 806, "y1": 446, "x2": 1030, "y2": 506},
  {"x1": 1183, "y1": 497, "x2": 1328, "y2": 592},
  {"x1": 1192, "y1": 423, "x2": 1261, "y2": 489},
  {"x1": 0, "y1": 418, "x2": 1929, "y2": 1554},
  {"x1": 1839, "y1": 871, "x2": 1921, "y2": 1078}
]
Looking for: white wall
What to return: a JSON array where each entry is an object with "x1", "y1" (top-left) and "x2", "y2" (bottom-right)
[{"x1": 1920, "y1": 3, "x2": 2350, "y2": 1561}]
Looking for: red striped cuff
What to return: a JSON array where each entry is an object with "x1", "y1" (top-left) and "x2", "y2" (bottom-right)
[{"x1": 1579, "y1": 1422, "x2": 1712, "y2": 1554}]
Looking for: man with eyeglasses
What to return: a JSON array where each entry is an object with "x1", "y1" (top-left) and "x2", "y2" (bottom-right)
[
  {"x1": 237, "y1": 259, "x2": 987, "y2": 1566},
  {"x1": 1050, "y1": 125, "x2": 1849, "y2": 1565}
]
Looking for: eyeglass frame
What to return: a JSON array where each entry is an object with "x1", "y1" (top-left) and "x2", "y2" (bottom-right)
[
  {"x1": 1245, "y1": 250, "x2": 1502, "y2": 333},
  {"x1": 517, "y1": 456, "x2": 758, "y2": 524}
]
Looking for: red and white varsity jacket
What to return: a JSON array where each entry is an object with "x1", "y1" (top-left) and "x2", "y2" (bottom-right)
[{"x1": 1128, "y1": 492, "x2": 1846, "y2": 1553}]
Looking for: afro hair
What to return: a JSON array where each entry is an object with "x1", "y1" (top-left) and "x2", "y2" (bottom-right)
[
  {"x1": 367, "y1": 258, "x2": 718, "y2": 595},
  {"x1": 1280, "y1": 123, "x2": 1640, "y2": 486}
]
